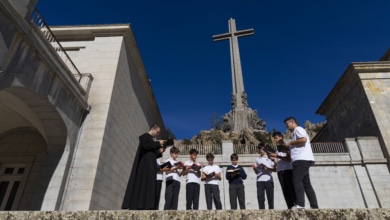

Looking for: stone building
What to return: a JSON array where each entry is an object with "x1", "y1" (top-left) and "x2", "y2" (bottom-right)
[
  {"x1": 314, "y1": 52, "x2": 390, "y2": 168},
  {"x1": 0, "y1": 0, "x2": 165, "y2": 210}
]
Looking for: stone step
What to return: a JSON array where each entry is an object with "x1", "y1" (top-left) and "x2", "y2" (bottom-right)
[{"x1": 2, "y1": 209, "x2": 389, "y2": 220}]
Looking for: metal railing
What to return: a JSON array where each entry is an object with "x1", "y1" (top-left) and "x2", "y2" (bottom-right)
[
  {"x1": 177, "y1": 142, "x2": 347, "y2": 155},
  {"x1": 233, "y1": 145, "x2": 258, "y2": 154},
  {"x1": 177, "y1": 145, "x2": 222, "y2": 155},
  {"x1": 30, "y1": 9, "x2": 82, "y2": 81},
  {"x1": 311, "y1": 142, "x2": 347, "y2": 153}
]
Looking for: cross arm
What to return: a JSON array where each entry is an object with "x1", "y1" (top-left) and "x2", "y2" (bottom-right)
[
  {"x1": 212, "y1": 28, "x2": 254, "y2": 42},
  {"x1": 212, "y1": 33, "x2": 231, "y2": 42},
  {"x1": 234, "y1": 29, "x2": 254, "y2": 37}
]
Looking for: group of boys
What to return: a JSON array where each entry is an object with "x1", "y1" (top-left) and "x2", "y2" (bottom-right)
[
  {"x1": 124, "y1": 116, "x2": 318, "y2": 210},
  {"x1": 157, "y1": 116, "x2": 318, "y2": 210},
  {"x1": 254, "y1": 117, "x2": 319, "y2": 210},
  {"x1": 157, "y1": 147, "x2": 225, "y2": 210}
]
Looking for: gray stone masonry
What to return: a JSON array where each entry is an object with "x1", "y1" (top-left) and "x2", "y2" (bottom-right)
[
  {"x1": 158, "y1": 137, "x2": 390, "y2": 210},
  {"x1": 1, "y1": 0, "x2": 166, "y2": 210},
  {"x1": 2, "y1": 209, "x2": 390, "y2": 220},
  {"x1": 316, "y1": 63, "x2": 390, "y2": 169}
]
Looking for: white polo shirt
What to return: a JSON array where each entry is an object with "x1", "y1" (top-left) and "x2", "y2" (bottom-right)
[
  {"x1": 184, "y1": 160, "x2": 201, "y2": 184},
  {"x1": 165, "y1": 158, "x2": 180, "y2": 182},
  {"x1": 202, "y1": 164, "x2": 221, "y2": 185},
  {"x1": 275, "y1": 152, "x2": 292, "y2": 172},
  {"x1": 290, "y1": 126, "x2": 315, "y2": 162},
  {"x1": 254, "y1": 156, "x2": 274, "y2": 182},
  {"x1": 156, "y1": 158, "x2": 163, "y2": 181}
]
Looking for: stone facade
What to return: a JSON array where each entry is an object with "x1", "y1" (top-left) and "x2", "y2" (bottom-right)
[
  {"x1": 315, "y1": 61, "x2": 390, "y2": 168},
  {"x1": 0, "y1": 0, "x2": 165, "y2": 211}
]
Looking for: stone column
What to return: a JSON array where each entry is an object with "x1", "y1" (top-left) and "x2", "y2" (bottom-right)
[
  {"x1": 222, "y1": 140, "x2": 234, "y2": 162},
  {"x1": 8, "y1": 0, "x2": 38, "y2": 20}
]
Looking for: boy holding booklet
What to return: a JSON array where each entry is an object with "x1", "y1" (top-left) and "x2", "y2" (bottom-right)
[
  {"x1": 201, "y1": 153, "x2": 222, "y2": 210},
  {"x1": 253, "y1": 143, "x2": 275, "y2": 209},
  {"x1": 182, "y1": 149, "x2": 202, "y2": 210},
  {"x1": 226, "y1": 153, "x2": 247, "y2": 209},
  {"x1": 164, "y1": 146, "x2": 185, "y2": 210},
  {"x1": 267, "y1": 131, "x2": 296, "y2": 209}
]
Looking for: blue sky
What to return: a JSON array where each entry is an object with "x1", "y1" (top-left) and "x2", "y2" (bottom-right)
[{"x1": 37, "y1": 1, "x2": 390, "y2": 140}]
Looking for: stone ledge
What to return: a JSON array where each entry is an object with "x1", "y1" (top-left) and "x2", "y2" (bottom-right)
[{"x1": 1, "y1": 209, "x2": 390, "y2": 220}]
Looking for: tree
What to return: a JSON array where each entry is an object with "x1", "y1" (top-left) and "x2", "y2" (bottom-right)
[
  {"x1": 210, "y1": 112, "x2": 222, "y2": 130},
  {"x1": 166, "y1": 127, "x2": 176, "y2": 140},
  {"x1": 182, "y1": 138, "x2": 192, "y2": 145},
  {"x1": 253, "y1": 131, "x2": 271, "y2": 144},
  {"x1": 207, "y1": 129, "x2": 223, "y2": 145}
]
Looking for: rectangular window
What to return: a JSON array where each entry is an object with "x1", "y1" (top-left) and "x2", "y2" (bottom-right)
[{"x1": 0, "y1": 164, "x2": 27, "y2": 210}]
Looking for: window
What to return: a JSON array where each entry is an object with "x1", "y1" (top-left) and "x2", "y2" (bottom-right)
[{"x1": 0, "y1": 164, "x2": 26, "y2": 210}]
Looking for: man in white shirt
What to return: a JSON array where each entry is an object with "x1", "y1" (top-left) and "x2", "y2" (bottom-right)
[
  {"x1": 284, "y1": 117, "x2": 318, "y2": 209},
  {"x1": 201, "y1": 153, "x2": 222, "y2": 210}
]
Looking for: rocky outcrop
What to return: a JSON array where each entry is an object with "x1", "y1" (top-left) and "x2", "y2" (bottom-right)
[
  {"x1": 285, "y1": 120, "x2": 325, "y2": 140},
  {"x1": 188, "y1": 120, "x2": 325, "y2": 145},
  {"x1": 191, "y1": 128, "x2": 268, "y2": 146}
]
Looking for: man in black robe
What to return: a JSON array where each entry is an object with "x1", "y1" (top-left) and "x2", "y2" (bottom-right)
[{"x1": 122, "y1": 125, "x2": 166, "y2": 210}]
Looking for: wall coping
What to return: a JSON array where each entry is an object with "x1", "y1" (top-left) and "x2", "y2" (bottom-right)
[{"x1": 2, "y1": 209, "x2": 390, "y2": 219}]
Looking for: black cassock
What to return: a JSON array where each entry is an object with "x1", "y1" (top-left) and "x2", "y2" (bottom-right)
[{"x1": 122, "y1": 133, "x2": 162, "y2": 210}]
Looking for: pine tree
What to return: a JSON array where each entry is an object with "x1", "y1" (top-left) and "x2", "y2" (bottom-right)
[
  {"x1": 166, "y1": 127, "x2": 176, "y2": 140},
  {"x1": 210, "y1": 112, "x2": 222, "y2": 130}
]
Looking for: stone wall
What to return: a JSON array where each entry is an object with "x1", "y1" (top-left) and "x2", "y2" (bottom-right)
[
  {"x1": 316, "y1": 62, "x2": 390, "y2": 167},
  {"x1": 1, "y1": 0, "x2": 167, "y2": 211},
  {"x1": 0, "y1": 1, "x2": 89, "y2": 211},
  {"x1": 2, "y1": 209, "x2": 390, "y2": 220},
  {"x1": 50, "y1": 25, "x2": 166, "y2": 210}
]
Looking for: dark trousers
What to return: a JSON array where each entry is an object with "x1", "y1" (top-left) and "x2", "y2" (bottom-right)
[
  {"x1": 205, "y1": 184, "x2": 222, "y2": 210},
  {"x1": 292, "y1": 160, "x2": 318, "y2": 208},
  {"x1": 277, "y1": 170, "x2": 296, "y2": 209},
  {"x1": 155, "y1": 180, "x2": 163, "y2": 210},
  {"x1": 164, "y1": 180, "x2": 180, "y2": 210},
  {"x1": 256, "y1": 181, "x2": 274, "y2": 209},
  {"x1": 229, "y1": 183, "x2": 246, "y2": 209},
  {"x1": 186, "y1": 183, "x2": 200, "y2": 210}
]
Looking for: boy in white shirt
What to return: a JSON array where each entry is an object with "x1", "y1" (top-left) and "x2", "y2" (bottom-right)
[
  {"x1": 268, "y1": 131, "x2": 296, "y2": 209},
  {"x1": 181, "y1": 149, "x2": 201, "y2": 210},
  {"x1": 253, "y1": 143, "x2": 275, "y2": 209},
  {"x1": 155, "y1": 147, "x2": 170, "y2": 210},
  {"x1": 163, "y1": 146, "x2": 185, "y2": 210},
  {"x1": 201, "y1": 153, "x2": 222, "y2": 210}
]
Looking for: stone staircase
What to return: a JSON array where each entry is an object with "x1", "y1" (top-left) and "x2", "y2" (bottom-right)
[{"x1": 1, "y1": 209, "x2": 390, "y2": 220}]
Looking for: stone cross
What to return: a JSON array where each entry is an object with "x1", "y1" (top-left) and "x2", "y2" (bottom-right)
[
  {"x1": 213, "y1": 18, "x2": 254, "y2": 132},
  {"x1": 213, "y1": 18, "x2": 253, "y2": 110}
]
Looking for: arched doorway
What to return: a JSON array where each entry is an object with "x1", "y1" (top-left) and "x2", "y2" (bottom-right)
[{"x1": 0, "y1": 87, "x2": 67, "y2": 210}]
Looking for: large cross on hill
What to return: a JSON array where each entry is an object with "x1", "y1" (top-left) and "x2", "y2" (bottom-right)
[
  {"x1": 213, "y1": 18, "x2": 253, "y2": 111},
  {"x1": 213, "y1": 18, "x2": 260, "y2": 132}
]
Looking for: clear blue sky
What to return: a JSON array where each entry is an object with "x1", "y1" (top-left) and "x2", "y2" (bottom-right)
[{"x1": 37, "y1": 0, "x2": 390, "y2": 140}]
